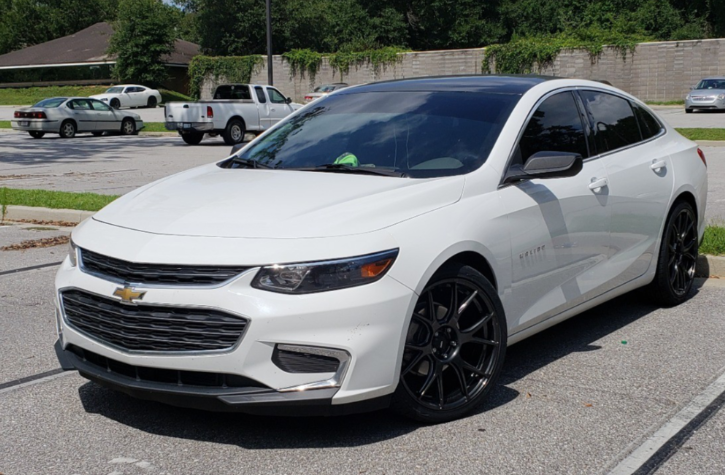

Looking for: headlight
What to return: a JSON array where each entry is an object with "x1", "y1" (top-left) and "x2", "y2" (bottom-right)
[
  {"x1": 68, "y1": 240, "x2": 78, "y2": 267},
  {"x1": 252, "y1": 249, "x2": 398, "y2": 294},
  {"x1": 718, "y1": 94, "x2": 725, "y2": 100}
]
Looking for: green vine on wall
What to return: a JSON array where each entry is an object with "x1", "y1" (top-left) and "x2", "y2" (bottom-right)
[
  {"x1": 329, "y1": 47, "x2": 405, "y2": 80},
  {"x1": 482, "y1": 30, "x2": 648, "y2": 75},
  {"x1": 282, "y1": 49, "x2": 323, "y2": 82},
  {"x1": 188, "y1": 55, "x2": 264, "y2": 99}
]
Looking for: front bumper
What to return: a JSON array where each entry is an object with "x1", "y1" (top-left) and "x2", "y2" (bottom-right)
[
  {"x1": 165, "y1": 122, "x2": 214, "y2": 132},
  {"x1": 54, "y1": 232, "x2": 416, "y2": 412},
  {"x1": 685, "y1": 97, "x2": 725, "y2": 110}
]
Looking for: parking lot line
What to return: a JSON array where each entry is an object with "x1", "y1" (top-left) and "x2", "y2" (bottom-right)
[
  {"x1": 0, "y1": 261, "x2": 63, "y2": 276},
  {"x1": 0, "y1": 368, "x2": 70, "y2": 395},
  {"x1": 607, "y1": 366, "x2": 725, "y2": 475}
]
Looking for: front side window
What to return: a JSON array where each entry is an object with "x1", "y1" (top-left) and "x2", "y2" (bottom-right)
[
  {"x1": 632, "y1": 103, "x2": 663, "y2": 140},
  {"x1": 580, "y1": 90, "x2": 641, "y2": 154},
  {"x1": 517, "y1": 91, "x2": 588, "y2": 164},
  {"x1": 268, "y1": 88, "x2": 286, "y2": 104},
  {"x1": 232, "y1": 91, "x2": 519, "y2": 178},
  {"x1": 254, "y1": 86, "x2": 267, "y2": 103}
]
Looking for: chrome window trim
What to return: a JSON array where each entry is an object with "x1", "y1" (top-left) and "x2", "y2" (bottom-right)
[
  {"x1": 77, "y1": 248, "x2": 257, "y2": 289},
  {"x1": 498, "y1": 86, "x2": 667, "y2": 188},
  {"x1": 58, "y1": 286, "x2": 251, "y2": 356}
]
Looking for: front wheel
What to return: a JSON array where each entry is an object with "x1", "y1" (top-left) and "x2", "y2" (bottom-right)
[
  {"x1": 110, "y1": 98, "x2": 121, "y2": 109},
  {"x1": 391, "y1": 263, "x2": 507, "y2": 423},
  {"x1": 121, "y1": 118, "x2": 136, "y2": 135},
  {"x1": 29, "y1": 131, "x2": 45, "y2": 139},
  {"x1": 648, "y1": 201, "x2": 698, "y2": 306},
  {"x1": 181, "y1": 132, "x2": 204, "y2": 145}
]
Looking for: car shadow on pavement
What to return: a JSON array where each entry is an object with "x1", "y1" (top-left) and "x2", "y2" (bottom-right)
[{"x1": 76, "y1": 287, "x2": 699, "y2": 448}]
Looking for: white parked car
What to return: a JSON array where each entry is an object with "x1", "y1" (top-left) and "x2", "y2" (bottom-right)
[
  {"x1": 91, "y1": 85, "x2": 162, "y2": 109},
  {"x1": 11, "y1": 97, "x2": 143, "y2": 138},
  {"x1": 165, "y1": 84, "x2": 301, "y2": 145},
  {"x1": 54, "y1": 76, "x2": 707, "y2": 422}
]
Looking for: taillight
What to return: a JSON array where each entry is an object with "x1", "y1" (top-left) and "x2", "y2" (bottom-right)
[
  {"x1": 35, "y1": 111, "x2": 47, "y2": 119},
  {"x1": 305, "y1": 96, "x2": 313, "y2": 101},
  {"x1": 697, "y1": 148, "x2": 707, "y2": 167},
  {"x1": 14, "y1": 111, "x2": 20, "y2": 118},
  {"x1": 206, "y1": 106, "x2": 213, "y2": 118}
]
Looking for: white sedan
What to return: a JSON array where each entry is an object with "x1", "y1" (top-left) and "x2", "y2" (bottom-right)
[
  {"x1": 54, "y1": 76, "x2": 707, "y2": 422},
  {"x1": 91, "y1": 84, "x2": 162, "y2": 109}
]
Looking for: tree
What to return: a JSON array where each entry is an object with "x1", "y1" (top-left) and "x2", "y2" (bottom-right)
[{"x1": 108, "y1": 0, "x2": 176, "y2": 86}]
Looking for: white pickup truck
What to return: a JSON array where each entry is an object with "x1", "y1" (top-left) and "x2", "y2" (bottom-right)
[{"x1": 165, "y1": 84, "x2": 301, "y2": 145}]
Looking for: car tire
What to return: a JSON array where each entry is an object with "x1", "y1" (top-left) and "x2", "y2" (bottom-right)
[
  {"x1": 110, "y1": 98, "x2": 121, "y2": 109},
  {"x1": 121, "y1": 118, "x2": 136, "y2": 136},
  {"x1": 685, "y1": 108, "x2": 693, "y2": 114},
  {"x1": 181, "y1": 132, "x2": 204, "y2": 145},
  {"x1": 647, "y1": 200, "x2": 698, "y2": 307},
  {"x1": 59, "y1": 120, "x2": 76, "y2": 138},
  {"x1": 390, "y1": 262, "x2": 507, "y2": 423},
  {"x1": 147, "y1": 96, "x2": 157, "y2": 108},
  {"x1": 222, "y1": 119, "x2": 245, "y2": 145},
  {"x1": 92, "y1": 131, "x2": 104, "y2": 137},
  {"x1": 29, "y1": 131, "x2": 45, "y2": 139}
]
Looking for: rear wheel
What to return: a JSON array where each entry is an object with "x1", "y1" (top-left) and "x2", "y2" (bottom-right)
[
  {"x1": 648, "y1": 201, "x2": 698, "y2": 306},
  {"x1": 147, "y1": 96, "x2": 157, "y2": 108},
  {"x1": 110, "y1": 98, "x2": 121, "y2": 109},
  {"x1": 59, "y1": 120, "x2": 76, "y2": 138},
  {"x1": 29, "y1": 131, "x2": 45, "y2": 139},
  {"x1": 181, "y1": 132, "x2": 204, "y2": 145},
  {"x1": 121, "y1": 118, "x2": 136, "y2": 136},
  {"x1": 391, "y1": 263, "x2": 507, "y2": 423},
  {"x1": 222, "y1": 119, "x2": 245, "y2": 145}
]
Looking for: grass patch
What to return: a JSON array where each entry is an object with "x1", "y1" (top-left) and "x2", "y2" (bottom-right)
[
  {"x1": 0, "y1": 187, "x2": 117, "y2": 212},
  {"x1": 701, "y1": 225, "x2": 725, "y2": 256},
  {"x1": 676, "y1": 128, "x2": 725, "y2": 141},
  {"x1": 646, "y1": 100, "x2": 685, "y2": 106},
  {"x1": 0, "y1": 85, "x2": 190, "y2": 106},
  {"x1": 141, "y1": 122, "x2": 170, "y2": 132},
  {"x1": 0, "y1": 120, "x2": 9, "y2": 128}
]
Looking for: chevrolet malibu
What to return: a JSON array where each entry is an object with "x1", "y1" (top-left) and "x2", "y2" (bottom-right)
[{"x1": 54, "y1": 76, "x2": 707, "y2": 422}]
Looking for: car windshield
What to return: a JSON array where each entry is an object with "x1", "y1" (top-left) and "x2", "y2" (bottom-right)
[
  {"x1": 33, "y1": 98, "x2": 66, "y2": 108},
  {"x1": 106, "y1": 87, "x2": 125, "y2": 93},
  {"x1": 232, "y1": 91, "x2": 518, "y2": 178},
  {"x1": 314, "y1": 85, "x2": 336, "y2": 93},
  {"x1": 696, "y1": 79, "x2": 725, "y2": 90}
]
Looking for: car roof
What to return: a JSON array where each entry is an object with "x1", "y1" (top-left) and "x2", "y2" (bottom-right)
[
  {"x1": 702, "y1": 77, "x2": 725, "y2": 80},
  {"x1": 337, "y1": 75, "x2": 557, "y2": 95}
]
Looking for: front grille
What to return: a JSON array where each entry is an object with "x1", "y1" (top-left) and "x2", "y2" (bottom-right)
[
  {"x1": 61, "y1": 289, "x2": 248, "y2": 352},
  {"x1": 272, "y1": 347, "x2": 340, "y2": 373},
  {"x1": 79, "y1": 248, "x2": 249, "y2": 286},
  {"x1": 68, "y1": 345, "x2": 266, "y2": 388}
]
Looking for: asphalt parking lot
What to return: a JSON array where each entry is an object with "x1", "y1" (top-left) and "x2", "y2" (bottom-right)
[{"x1": 1, "y1": 112, "x2": 725, "y2": 474}]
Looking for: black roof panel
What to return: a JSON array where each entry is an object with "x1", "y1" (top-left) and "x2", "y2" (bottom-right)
[{"x1": 337, "y1": 75, "x2": 557, "y2": 95}]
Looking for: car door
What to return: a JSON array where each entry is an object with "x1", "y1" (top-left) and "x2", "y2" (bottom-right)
[
  {"x1": 498, "y1": 90, "x2": 612, "y2": 333},
  {"x1": 266, "y1": 87, "x2": 293, "y2": 125},
  {"x1": 125, "y1": 87, "x2": 141, "y2": 107},
  {"x1": 255, "y1": 86, "x2": 273, "y2": 130},
  {"x1": 579, "y1": 90, "x2": 674, "y2": 286},
  {"x1": 89, "y1": 99, "x2": 120, "y2": 132},
  {"x1": 67, "y1": 99, "x2": 96, "y2": 131}
]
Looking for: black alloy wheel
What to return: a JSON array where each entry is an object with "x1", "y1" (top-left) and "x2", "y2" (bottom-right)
[
  {"x1": 29, "y1": 131, "x2": 45, "y2": 139},
  {"x1": 147, "y1": 96, "x2": 157, "y2": 108},
  {"x1": 110, "y1": 98, "x2": 121, "y2": 109},
  {"x1": 392, "y1": 263, "x2": 507, "y2": 422},
  {"x1": 649, "y1": 201, "x2": 698, "y2": 306}
]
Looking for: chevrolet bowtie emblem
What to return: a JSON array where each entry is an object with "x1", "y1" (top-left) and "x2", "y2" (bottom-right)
[{"x1": 113, "y1": 286, "x2": 146, "y2": 304}]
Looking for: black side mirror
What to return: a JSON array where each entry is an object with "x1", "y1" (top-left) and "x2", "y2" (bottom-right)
[
  {"x1": 230, "y1": 143, "x2": 245, "y2": 155},
  {"x1": 503, "y1": 151, "x2": 583, "y2": 184},
  {"x1": 285, "y1": 97, "x2": 292, "y2": 104}
]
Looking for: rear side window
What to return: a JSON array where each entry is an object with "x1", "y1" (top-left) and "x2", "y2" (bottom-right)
[
  {"x1": 517, "y1": 91, "x2": 589, "y2": 164},
  {"x1": 580, "y1": 91, "x2": 641, "y2": 154},
  {"x1": 254, "y1": 86, "x2": 267, "y2": 103},
  {"x1": 632, "y1": 103, "x2": 663, "y2": 140},
  {"x1": 214, "y1": 85, "x2": 251, "y2": 100}
]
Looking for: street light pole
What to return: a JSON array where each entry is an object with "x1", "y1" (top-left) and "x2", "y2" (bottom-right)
[{"x1": 266, "y1": 0, "x2": 273, "y2": 85}]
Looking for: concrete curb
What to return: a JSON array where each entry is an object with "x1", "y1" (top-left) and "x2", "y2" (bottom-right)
[
  {"x1": 2, "y1": 205, "x2": 94, "y2": 224},
  {"x1": 694, "y1": 140, "x2": 725, "y2": 147},
  {"x1": 696, "y1": 254, "x2": 725, "y2": 278}
]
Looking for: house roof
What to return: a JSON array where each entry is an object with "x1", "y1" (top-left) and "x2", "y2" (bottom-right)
[{"x1": 0, "y1": 22, "x2": 200, "y2": 69}]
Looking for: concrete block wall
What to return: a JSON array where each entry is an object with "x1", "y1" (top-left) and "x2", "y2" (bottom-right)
[{"x1": 201, "y1": 38, "x2": 725, "y2": 103}]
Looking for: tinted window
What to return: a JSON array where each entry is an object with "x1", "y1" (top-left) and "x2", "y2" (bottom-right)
[
  {"x1": 632, "y1": 103, "x2": 663, "y2": 140},
  {"x1": 580, "y1": 91, "x2": 640, "y2": 154},
  {"x1": 234, "y1": 91, "x2": 519, "y2": 178},
  {"x1": 696, "y1": 79, "x2": 725, "y2": 90},
  {"x1": 33, "y1": 98, "x2": 66, "y2": 108},
  {"x1": 268, "y1": 88, "x2": 286, "y2": 104},
  {"x1": 254, "y1": 86, "x2": 267, "y2": 103},
  {"x1": 518, "y1": 91, "x2": 588, "y2": 163},
  {"x1": 90, "y1": 99, "x2": 111, "y2": 111},
  {"x1": 214, "y1": 85, "x2": 251, "y2": 100}
]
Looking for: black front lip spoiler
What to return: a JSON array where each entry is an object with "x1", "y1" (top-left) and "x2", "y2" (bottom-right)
[{"x1": 54, "y1": 341, "x2": 390, "y2": 416}]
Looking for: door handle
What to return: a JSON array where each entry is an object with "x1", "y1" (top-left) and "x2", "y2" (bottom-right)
[
  {"x1": 650, "y1": 159, "x2": 667, "y2": 171},
  {"x1": 588, "y1": 177, "x2": 608, "y2": 192}
]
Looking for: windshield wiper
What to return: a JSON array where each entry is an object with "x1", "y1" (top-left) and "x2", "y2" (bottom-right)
[
  {"x1": 295, "y1": 164, "x2": 406, "y2": 177},
  {"x1": 228, "y1": 157, "x2": 272, "y2": 169}
]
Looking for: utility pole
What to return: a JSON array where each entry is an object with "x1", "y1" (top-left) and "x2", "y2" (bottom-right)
[{"x1": 266, "y1": 0, "x2": 273, "y2": 85}]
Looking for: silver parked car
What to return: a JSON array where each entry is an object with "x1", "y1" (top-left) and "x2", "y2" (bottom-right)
[
  {"x1": 11, "y1": 97, "x2": 144, "y2": 138},
  {"x1": 685, "y1": 77, "x2": 725, "y2": 113},
  {"x1": 304, "y1": 83, "x2": 349, "y2": 103}
]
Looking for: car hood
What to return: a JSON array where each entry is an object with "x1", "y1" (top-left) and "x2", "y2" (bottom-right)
[
  {"x1": 93, "y1": 163, "x2": 465, "y2": 238},
  {"x1": 689, "y1": 89, "x2": 725, "y2": 96}
]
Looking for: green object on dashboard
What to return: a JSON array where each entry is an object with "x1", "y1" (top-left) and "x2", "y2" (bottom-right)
[{"x1": 334, "y1": 152, "x2": 359, "y2": 167}]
